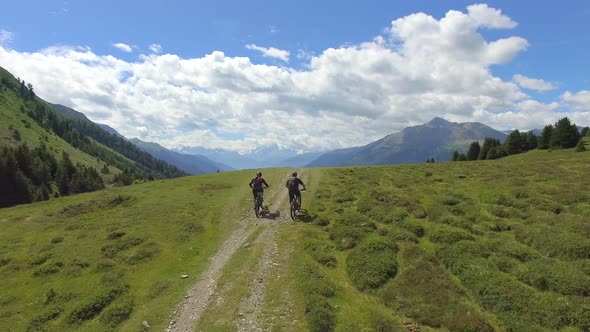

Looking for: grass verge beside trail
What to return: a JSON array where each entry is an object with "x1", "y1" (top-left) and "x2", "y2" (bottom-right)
[
  {"x1": 293, "y1": 147, "x2": 590, "y2": 331},
  {"x1": 0, "y1": 169, "x2": 287, "y2": 331}
]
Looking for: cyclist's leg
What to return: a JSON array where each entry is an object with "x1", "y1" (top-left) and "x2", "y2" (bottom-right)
[
  {"x1": 296, "y1": 190, "x2": 302, "y2": 207},
  {"x1": 289, "y1": 190, "x2": 295, "y2": 204}
]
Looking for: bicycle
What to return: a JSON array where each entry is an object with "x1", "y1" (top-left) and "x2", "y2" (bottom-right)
[
  {"x1": 254, "y1": 191, "x2": 264, "y2": 218},
  {"x1": 290, "y1": 189, "x2": 305, "y2": 220}
]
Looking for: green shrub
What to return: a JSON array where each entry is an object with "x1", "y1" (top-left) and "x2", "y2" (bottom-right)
[
  {"x1": 33, "y1": 261, "x2": 64, "y2": 277},
  {"x1": 106, "y1": 231, "x2": 125, "y2": 240},
  {"x1": 50, "y1": 236, "x2": 64, "y2": 244},
  {"x1": 483, "y1": 238, "x2": 540, "y2": 262},
  {"x1": 429, "y1": 226, "x2": 474, "y2": 244},
  {"x1": 386, "y1": 227, "x2": 419, "y2": 243},
  {"x1": 399, "y1": 221, "x2": 425, "y2": 237},
  {"x1": 346, "y1": 236, "x2": 397, "y2": 290},
  {"x1": 304, "y1": 294, "x2": 336, "y2": 332},
  {"x1": 333, "y1": 191, "x2": 355, "y2": 203},
  {"x1": 125, "y1": 242, "x2": 160, "y2": 265},
  {"x1": 0, "y1": 256, "x2": 11, "y2": 267},
  {"x1": 30, "y1": 253, "x2": 52, "y2": 266},
  {"x1": 66, "y1": 284, "x2": 128, "y2": 324},
  {"x1": 383, "y1": 245, "x2": 492, "y2": 331},
  {"x1": 304, "y1": 238, "x2": 337, "y2": 267},
  {"x1": 329, "y1": 212, "x2": 375, "y2": 250},
  {"x1": 96, "y1": 259, "x2": 116, "y2": 271},
  {"x1": 27, "y1": 305, "x2": 63, "y2": 332},
  {"x1": 514, "y1": 224, "x2": 590, "y2": 259},
  {"x1": 368, "y1": 310, "x2": 401, "y2": 332},
  {"x1": 99, "y1": 297, "x2": 134, "y2": 327},
  {"x1": 100, "y1": 236, "x2": 145, "y2": 258},
  {"x1": 516, "y1": 258, "x2": 590, "y2": 295}
]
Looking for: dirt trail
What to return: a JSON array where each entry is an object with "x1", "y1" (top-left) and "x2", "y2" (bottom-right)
[
  {"x1": 168, "y1": 173, "x2": 294, "y2": 332},
  {"x1": 236, "y1": 181, "x2": 292, "y2": 332}
]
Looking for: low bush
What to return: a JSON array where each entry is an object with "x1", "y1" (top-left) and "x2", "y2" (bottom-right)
[
  {"x1": 346, "y1": 236, "x2": 397, "y2": 291},
  {"x1": 32, "y1": 261, "x2": 64, "y2": 277},
  {"x1": 428, "y1": 226, "x2": 474, "y2": 244},
  {"x1": 514, "y1": 224, "x2": 590, "y2": 259},
  {"x1": 100, "y1": 236, "x2": 145, "y2": 258},
  {"x1": 99, "y1": 297, "x2": 134, "y2": 327},
  {"x1": 399, "y1": 220, "x2": 425, "y2": 237},
  {"x1": 106, "y1": 231, "x2": 125, "y2": 240},
  {"x1": 304, "y1": 238, "x2": 337, "y2": 267},
  {"x1": 368, "y1": 310, "x2": 401, "y2": 332},
  {"x1": 50, "y1": 236, "x2": 64, "y2": 244},
  {"x1": 66, "y1": 284, "x2": 128, "y2": 324},
  {"x1": 516, "y1": 258, "x2": 590, "y2": 295},
  {"x1": 304, "y1": 294, "x2": 336, "y2": 332},
  {"x1": 329, "y1": 212, "x2": 375, "y2": 250},
  {"x1": 30, "y1": 253, "x2": 52, "y2": 266},
  {"x1": 27, "y1": 305, "x2": 63, "y2": 332},
  {"x1": 96, "y1": 259, "x2": 116, "y2": 271},
  {"x1": 125, "y1": 242, "x2": 161, "y2": 265}
]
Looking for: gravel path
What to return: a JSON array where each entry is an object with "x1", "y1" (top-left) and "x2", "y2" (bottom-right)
[{"x1": 168, "y1": 173, "x2": 294, "y2": 332}]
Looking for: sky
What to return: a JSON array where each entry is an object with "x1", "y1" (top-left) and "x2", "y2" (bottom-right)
[{"x1": 1, "y1": 0, "x2": 590, "y2": 153}]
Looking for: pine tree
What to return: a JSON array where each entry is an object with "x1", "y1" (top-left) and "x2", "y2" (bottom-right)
[
  {"x1": 539, "y1": 125, "x2": 553, "y2": 149},
  {"x1": 458, "y1": 153, "x2": 467, "y2": 161},
  {"x1": 451, "y1": 150, "x2": 459, "y2": 161},
  {"x1": 581, "y1": 127, "x2": 590, "y2": 137},
  {"x1": 467, "y1": 141, "x2": 481, "y2": 161},
  {"x1": 504, "y1": 130, "x2": 524, "y2": 155},
  {"x1": 523, "y1": 131, "x2": 538, "y2": 151},
  {"x1": 550, "y1": 117, "x2": 580, "y2": 149}
]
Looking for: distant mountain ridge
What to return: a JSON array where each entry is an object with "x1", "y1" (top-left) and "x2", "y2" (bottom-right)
[
  {"x1": 130, "y1": 138, "x2": 232, "y2": 175},
  {"x1": 308, "y1": 117, "x2": 508, "y2": 167}
]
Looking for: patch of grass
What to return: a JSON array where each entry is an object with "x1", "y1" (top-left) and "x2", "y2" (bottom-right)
[
  {"x1": 124, "y1": 241, "x2": 161, "y2": 265},
  {"x1": 516, "y1": 258, "x2": 590, "y2": 295},
  {"x1": 50, "y1": 236, "x2": 64, "y2": 244},
  {"x1": 27, "y1": 305, "x2": 63, "y2": 332},
  {"x1": 32, "y1": 261, "x2": 64, "y2": 277},
  {"x1": 304, "y1": 237, "x2": 337, "y2": 267},
  {"x1": 428, "y1": 225, "x2": 474, "y2": 244},
  {"x1": 346, "y1": 236, "x2": 398, "y2": 291}
]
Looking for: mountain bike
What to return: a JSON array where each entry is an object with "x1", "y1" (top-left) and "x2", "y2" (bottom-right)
[
  {"x1": 290, "y1": 189, "x2": 306, "y2": 220},
  {"x1": 254, "y1": 191, "x2": 264, "y2": 218}
]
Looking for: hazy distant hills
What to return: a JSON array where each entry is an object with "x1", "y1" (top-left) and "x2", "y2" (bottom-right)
[
  {"x1": 130, "y1": 138, "x2": 232, "y2": 175},
  {"x1": 176, "y1": 144, "x2": 322, "y2": 170},
  {"x1": 308, "y1": 117, "x2": 508, "y2": 167}
]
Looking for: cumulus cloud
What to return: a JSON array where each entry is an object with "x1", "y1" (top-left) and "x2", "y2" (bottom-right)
[
  {"x1": 245, "y1": 44, "x2": 290, "y2": 62},
  {"x1": 148, "y1": 43, "x2": 162, "y2": 54},
  {"x1": 513, "y1": 74, "x2": 556, "y2": 92},
  {"x1": 0, "y1": 29, "x2": 13, "y2": 45},
  {"x1": 0, "y1": 4, "x2": 578, "y2": 152},
  {"x1": 562, "y1": 91, "x2": 590, "y2": 111},
  {"x1": 113, "y1": 43, "x2": 133, "y2": 52}
]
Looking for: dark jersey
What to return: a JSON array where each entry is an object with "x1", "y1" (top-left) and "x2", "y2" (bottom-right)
[
  {"x1": 249, "y1": 176, "x2": 269, "y2": 190},
  {"x1": 286, "y1": 177, "x2": 304, "y2": 191}
]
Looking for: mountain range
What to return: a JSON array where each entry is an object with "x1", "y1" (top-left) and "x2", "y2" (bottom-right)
[{"x1": 308, "y1": 117, "x2": 508, "y2": 167}]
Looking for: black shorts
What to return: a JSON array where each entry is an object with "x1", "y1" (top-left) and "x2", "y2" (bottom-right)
[
  {"x1": 288, "y1": 189, "x2": 301, "y2": 203},
  {"x1": 253, "y1": 188, "x2": 263, "y2": 200}
]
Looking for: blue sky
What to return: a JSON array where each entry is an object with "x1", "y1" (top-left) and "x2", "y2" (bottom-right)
[{"x1": 1, "y1": 1, "x2": 589, "y2": 152}]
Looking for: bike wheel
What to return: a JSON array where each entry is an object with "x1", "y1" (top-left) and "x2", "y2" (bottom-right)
[{"x1": 290, "y1": 201, "x2": 296, "y2": 220}]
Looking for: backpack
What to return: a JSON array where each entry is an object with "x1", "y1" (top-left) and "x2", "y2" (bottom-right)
[
  {"x1": 287, "y1": 177, "x2": 299, "y2": 191},
  {"x1": 252, "y1": 177, "x2": 263, "y2": 188}
]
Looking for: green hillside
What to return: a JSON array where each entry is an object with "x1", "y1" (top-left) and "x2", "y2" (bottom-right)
[{"x1": 1, "y1": 140, "x2": 589, "y2": 331}]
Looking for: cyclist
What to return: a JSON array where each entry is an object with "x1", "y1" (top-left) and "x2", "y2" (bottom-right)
[
  {"x1": 249, "y1": 171, "x2": 269, "y2": 209},
  {"x1": 286, "y1": 172, "x2": 306, "y2": 207}
]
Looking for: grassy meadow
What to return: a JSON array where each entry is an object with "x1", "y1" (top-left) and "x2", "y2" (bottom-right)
[
  {"x1": 1, "y1": 138, "x2": 589, "y2": 331},
  {"x1": 0, "y1": 168, "x2": 288, "y2": 331},
  {"x1": 295, "y1": 141, "x2": 590, "y2": 331}
]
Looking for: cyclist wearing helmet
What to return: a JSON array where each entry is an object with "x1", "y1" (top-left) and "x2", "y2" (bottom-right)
[
  {"x1": 286, "y1": 172, "x2": 306, "y2": 206},
  {"x1": 249, "y1": 171, "x2": 269, "y2": 208}
]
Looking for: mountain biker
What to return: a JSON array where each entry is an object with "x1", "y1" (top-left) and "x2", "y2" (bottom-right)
[
  {"x1": 286, "y1": 172, "x2": 306, "y2": 207},
  {"x1": 249, "y1": 171, "x2": 269, "y2": 208}
]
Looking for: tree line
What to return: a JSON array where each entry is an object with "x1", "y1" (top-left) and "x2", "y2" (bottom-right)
[
  {"x1": 0, "y1": 143, "x2": 104, "y2": 208},
  {"x1": 0, "y1": 74, "x2": 187, "y2": 182},
  {"x1": 452, "y1": 117, "x2": 589, "y2": 161}
]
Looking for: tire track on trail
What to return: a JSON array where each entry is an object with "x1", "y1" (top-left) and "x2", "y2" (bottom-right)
[
  {"x1": 168, "y1": 173, "x2": 293, "y2": 332},
  {"x1": 236, "y1": 177, "x2": 293, "y2": 332}
]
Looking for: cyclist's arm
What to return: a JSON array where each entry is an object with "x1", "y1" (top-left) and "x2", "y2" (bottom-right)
[
  {"x1": 248, "y1": 179, "x2": 253, "y2": 188},
  {"x1": 262, "y1": 179, "x2": 269, "y2": 188},
  {"x1": 298, "y1": 178, "x2": 306, "y2": 190}
]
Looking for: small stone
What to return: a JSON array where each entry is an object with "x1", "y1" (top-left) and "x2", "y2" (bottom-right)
[
  {"x1": 142, "y1": 320, "x2": 151, "y2": 328},
  {"x1": 181, "y1": 274, "x2": 189, "y2": 279}
]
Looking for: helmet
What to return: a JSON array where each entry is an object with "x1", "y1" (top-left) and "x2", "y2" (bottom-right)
[
  {"x1": 292, "y1": 172, "x2": 297, "y2": 177},
  {"x1": 257, "y1": 171, "x2": 262, "y2": 177}
]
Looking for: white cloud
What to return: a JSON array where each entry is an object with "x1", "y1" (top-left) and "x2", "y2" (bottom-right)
[
  {"x1": 148, "y1": 43, "x2": 162, "y2": 54},
  {"x1": 562, "y1": 91, "x2": 590, "y2": 111},
  {"x1": 0, "y1": 4, "x2": 578, "y2": 153},
  {"x1": 513, "y1": 74, "x2": 556, "y2": 92},
  {"x1": 245, "y1": 44, "x2": 289, "y2": 62},
  {"x1": 113, "y1": 43, "x2": 133, "y2": 53},
  {"x1": 269, "y1": 25, "x2": 279, "y2": 34},
  {"x1": 0, "y1": 29, "x2": 13, "y2": 45}
]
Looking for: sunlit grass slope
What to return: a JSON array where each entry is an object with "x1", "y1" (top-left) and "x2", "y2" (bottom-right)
[
  {"x1": 0, "y1": 168, "x2": 288, "y2": 331},
  {"x1": 296, "y1": 143, "x2": 590, "y2": 331}
]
